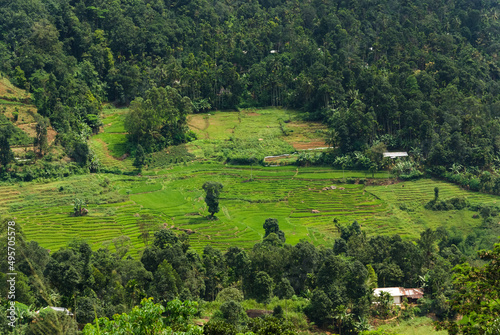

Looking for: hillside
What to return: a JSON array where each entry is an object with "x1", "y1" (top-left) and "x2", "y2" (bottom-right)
[
  {"x1": 2, "y1": 164, "x2": 498, "y2": 256},
  {"x1": 0, "y1": 75, "x2": 59, "y2": 162},
  {"x1": 1, "y1": 0, "x2": 500, "y2": 176},
  {"x1": 1, "y1": 1, "x2": 500, "y2": 334}
]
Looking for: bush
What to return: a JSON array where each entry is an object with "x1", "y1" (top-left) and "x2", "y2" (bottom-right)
[
  {"x1": 219, "y1": 300, "x2": 247, "y2": 326},
  {"x1": 203, "y1": 319, "x2": 237, "y2": 335},
  {"x1": 425, "y1": 197, "x2": 469, "y2": 211},
  {"x1": 216, "y1": 288, "x2": 244, "y2": 303}
]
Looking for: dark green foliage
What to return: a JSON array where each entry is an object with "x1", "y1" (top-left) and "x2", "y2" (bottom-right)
[
  {"x1": 253, "y1": 271, "x2": 274, "y2": 304},
  {"x1": 263, "y1": 218, "x2": 285, "y2": 243},
  {"x1": 0, "y1": 123, "x2": 14, "y2": 167},
  {"x1": 273, "y1": 305, "x2": 284, "y2": 319},
  {"x1": 336, "y1": 220, "x2": 362, "y2": 242},
  {"x1": 125, "y1": 86, "x2": 193, "y2": 152},
  {"x1": 203, "y1": 245, "x2": 226, "y2": 301},
  {"x1": 305, "y1": 289, "x2": 333, "y2": 327},
  {"x1": 274, "y1": 278, "x2": 295, "y2": 299},
  {"x1": 134, "y1": 144, "x2": 145, "y2": 169},
  {"x1": 151, "y1": 260, "x2": 180, "y2": 303},
  {"x1": 153, "y1": 228, "x2": 179, "y2": 249},
  {"x1": 438, "y1": 242, "x2": 500, "y2": 334},
  {"x1": 219, "y1": 300, "x2": 246, "y2": 326},
  {"x1": 34, "y1": 114, "x2": 49, "y2": 156},
  {"x1": 202, "y1": 181, "x2": 223, "y2": 217},
  {"x1": 425, "y1": 196, "x2": 469, "y2": 211},
  {"x1": 203, "y1": 319, "x2": 237, "y2": 335}
]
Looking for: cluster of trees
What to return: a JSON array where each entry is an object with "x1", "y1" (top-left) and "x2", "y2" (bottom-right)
[
  {"x1": 1, "y1": 0, "x2": 500, "y2": 173},
  {"x1": 1, "y1": 213, "x2": 499, "y2": 334}
]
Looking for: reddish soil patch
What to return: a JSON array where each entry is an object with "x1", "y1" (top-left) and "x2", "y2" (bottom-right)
[
  {"x1": 0, "y1": 81, "x2": 23, "y2": 97},
  {"x1": 292, "y1": 140, "x2": 328, "y2": 150},
  {"x1": 264, "y1": 155, "x2": 286, "y2": 162},
  {"x1": 16, "y1": 123, "x2": 57, "y2": 145},
  {"x1": 246, "y1": 112, "x2": 261, "y2": 116},
  {"x1": 12, "y1": 146, "x2": 34, "y2": 154},
  {"x1": 17, "y1": 123, "x2": 36, "y2": 137},
  {"x1": 47, "y1": 128, "x2": 57, "y2": 144}
]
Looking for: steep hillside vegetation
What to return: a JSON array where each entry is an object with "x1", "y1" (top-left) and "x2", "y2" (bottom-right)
[{"x1": 1, "y1": 0, "x2": 500, "y2": 177}]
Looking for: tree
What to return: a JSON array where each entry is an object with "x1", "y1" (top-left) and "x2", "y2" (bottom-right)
[
  {"x1": 152, "y1": 260, "x2": 180, "y2": 303},
  {"x1": 263, "y1": 218, "x2": 285, "y2": 242},
  {"x1": 134, "y1": 144, "x2": 146, "y2": 169},
  {"x1": 34, "y1": 115, "x2": 49, "y2": 156},
  {"x1": 202, "y1": 182, "x2": 223, "y2": 218},
  {"x1": 253, "y1": 271, "x2": 274, "y2": 304},
  {"x1": 219, "y1": 300, "x2": 247, "y2": 326},
  {"x1": 73, "y1": 198, "x2": 88, "y2": 216},
  {"x1": 125, "y1": 86, "x2": 193, "y2": 152},
  {"x1": 438, "y1": 242, "x2": 500, "y2": 334},
  {"x1": 0, "y1": 125, "x2": 14, "y2": 168},
  {"x1": 305, "y1": 289, "x2": 333, "y2": 327}
]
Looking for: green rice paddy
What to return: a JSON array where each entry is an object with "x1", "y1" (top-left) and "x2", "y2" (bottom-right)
[
  {"x1": 1, "y1": 162, "x2": 497, "y2": 257},
  {"x1": 2, "y1": 105, "x2": 498, "y2": 257}
]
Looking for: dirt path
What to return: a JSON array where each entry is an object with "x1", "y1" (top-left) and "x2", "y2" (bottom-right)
[{"x1": 94, "y1": 138, "x2": 124, "y2": 161}]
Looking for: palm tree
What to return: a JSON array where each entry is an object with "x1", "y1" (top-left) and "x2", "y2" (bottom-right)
[{"x1": 333, "y1": 305, "x2": 351, "y2": 335}]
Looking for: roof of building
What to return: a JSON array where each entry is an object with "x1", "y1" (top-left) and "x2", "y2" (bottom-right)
[
  {"x1": 374, "y1": 287, "x2": 424, "y2": 299},
  {"x1": 36, "y1": 306, "x2": 74, "y2": 316},
  {"x1": 383, "y1": 152, "x2": 408, "y2": 158}
]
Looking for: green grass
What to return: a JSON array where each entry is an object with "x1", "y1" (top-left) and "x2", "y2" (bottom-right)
[
  {"x1": 90, "y1": 107, "x2": 329, "y2": 171},
  {"x1": 2, "y1": 163, "x2": 496, "y2": 255},
  {"x1": 185, "y1": 108, "x2": 327, "y2": 164},
  {"x1": 376, "y1": 317, "x2": 448, "y2": 335},
  {"x1": 366, "y1": 179, "x2": 498, "y2": 237},
  {"x1": 0, "y1": 99, "x2": 23, "y2": 105},
  {"x1": 88, "y1": 106, "x2": 132, "y2": 171}
]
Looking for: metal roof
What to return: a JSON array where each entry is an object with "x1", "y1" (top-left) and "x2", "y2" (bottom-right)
[
  {"x1": 374, "y1": 287, "x2": 423, "y2": 299},
  {"x1": 383, "y1": 152, "x2": 408, "y2": 158}
]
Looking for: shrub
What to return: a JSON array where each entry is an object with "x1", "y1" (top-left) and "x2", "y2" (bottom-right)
[
  {"x1": 216, "y1": 288, "x2": 244, "y2": 303},
  {"x1": 425, "y1": 197, "x2": 469, "y2": 211}
]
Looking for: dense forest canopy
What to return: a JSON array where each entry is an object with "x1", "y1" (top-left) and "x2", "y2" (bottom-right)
[{"x1": 1, "y1": 0, "x2": 500, "y2": 170}]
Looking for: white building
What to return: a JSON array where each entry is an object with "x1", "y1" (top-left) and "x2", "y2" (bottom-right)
[
  {"x1": 373, "y1": 287, "x2": 423, "y2": 304},
  {"x1": 383, "y1": 152, "x2": 408, "y2": 159}
]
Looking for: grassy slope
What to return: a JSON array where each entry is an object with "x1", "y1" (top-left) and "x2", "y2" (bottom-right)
[
  {"x1": 366, "y1": 179, "x2": 499, "y2": 237},
  {"x1": 2, "y1": 162, "x2": 496, "y2": 257},
  {"x1": 88, "y1": 106, "x2": 133, "y2": 170},
  {"x1": 89, "y1": 107, "x2": 328, "y2": 171},
  {"x1": 0, "y1": 105, "x2": 497, "y2": 258},
  {"x1": 376, "y1": 317, "x2": 448, "y2": 335},
  {"x1": 0, "y1": 75, "x2": 59, "y2": 150}
]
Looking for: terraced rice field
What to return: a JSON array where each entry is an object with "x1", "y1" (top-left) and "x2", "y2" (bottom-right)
[
  {"x1": 2, "y1": 163, "x2": 495, "y2": 256},
  {"x1": 366, "y1": 179, "x2": 499, "y2": 237},
  {"x1": 88, "y1": 107, "x2": 133, "y2": 171},
  {"x1": 89, "y1": 107, "x2": 329, "y2": 172}
]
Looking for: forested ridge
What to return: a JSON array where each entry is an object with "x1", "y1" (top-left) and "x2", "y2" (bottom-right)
[
  {"x1": 1, "y1": 216, "x2": 499, "y2": 334},
  {"x1": 1, "y1": 0, "x2": 500, "y2": 171}
]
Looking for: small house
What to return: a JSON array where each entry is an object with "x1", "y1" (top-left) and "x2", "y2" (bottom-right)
[
  {"x1": 383, "y1": 152, "x2": 408, "y2": 159},
  {"x1": 373, "y1": 287, "x2": 423, "y2": 304}
]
